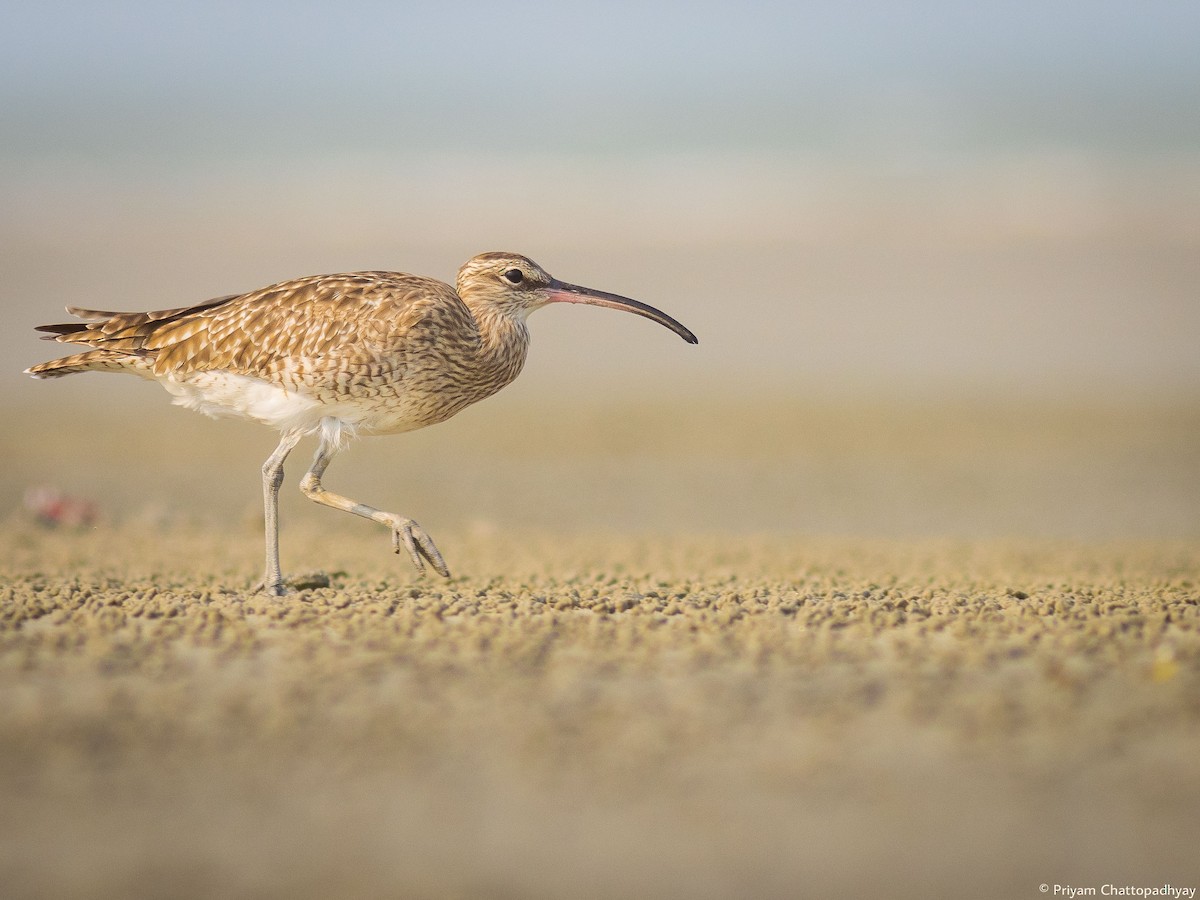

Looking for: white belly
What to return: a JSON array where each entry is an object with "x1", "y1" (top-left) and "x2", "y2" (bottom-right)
[
  {"x1": 162, "y1": 372, "x2": 336, "y2": 435},
  {"x1": 159, "y1": 371, "x2": 444, "y2": 437}
]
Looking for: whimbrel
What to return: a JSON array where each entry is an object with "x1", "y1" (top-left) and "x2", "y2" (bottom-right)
[{"x1": 26, "y1": 252, "x2": 697, "y2": 594}]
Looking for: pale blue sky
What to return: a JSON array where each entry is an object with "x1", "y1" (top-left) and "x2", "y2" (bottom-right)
[{"x1": 3, "y1": 1, "x2": 1199, "y2": 165}]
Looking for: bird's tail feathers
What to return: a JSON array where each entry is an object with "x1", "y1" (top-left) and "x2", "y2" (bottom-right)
[
  {"x1": 25, "y1": 351, "x2": 142, "y2": 379},
  {"x1": 66, "y1": 306, "x2": 129, "y2": 320}
]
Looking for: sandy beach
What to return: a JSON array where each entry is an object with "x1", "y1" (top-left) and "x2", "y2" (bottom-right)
[{"x1": 1, "y1": 396, "x2": 1197, "y2": 898}]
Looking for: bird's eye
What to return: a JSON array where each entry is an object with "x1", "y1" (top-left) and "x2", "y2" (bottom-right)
[{"x1": 502, "y1": 268, "x2": 524, "y2": 285}]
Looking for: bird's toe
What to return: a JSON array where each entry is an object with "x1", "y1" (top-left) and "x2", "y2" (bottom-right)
[
  {"x1": 391, "y1": 517, "x2": 451, "y2": 578},
  {"x1": 251, "y1": 578, "x2": 289, "y2": 597}
]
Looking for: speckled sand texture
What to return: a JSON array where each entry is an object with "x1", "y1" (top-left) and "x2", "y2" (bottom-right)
[
  {"x1": 1, "y1": 398, "x2": 1198, "y2": 898},
  {"x1": 2, "y1": 525, "x2": 1198, "y2": 899}
]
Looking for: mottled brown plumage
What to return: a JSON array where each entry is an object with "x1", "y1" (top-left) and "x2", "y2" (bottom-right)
[{"x1": 27, "y1": 251, "x2": 697, "y2": 595}]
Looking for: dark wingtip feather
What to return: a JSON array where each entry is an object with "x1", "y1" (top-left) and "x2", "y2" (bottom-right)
[{"x1": 35, "y1": 323, "x2": 83, "y2": 335}]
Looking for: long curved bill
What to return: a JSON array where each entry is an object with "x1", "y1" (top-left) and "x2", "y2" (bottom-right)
[{"x1": 546, "y1": 280, "x2": 698, "y2": 344}]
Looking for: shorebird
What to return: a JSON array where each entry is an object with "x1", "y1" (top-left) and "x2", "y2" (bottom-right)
[{"x1": 26, "y1": 252, "x2": 698, "y2": 595}]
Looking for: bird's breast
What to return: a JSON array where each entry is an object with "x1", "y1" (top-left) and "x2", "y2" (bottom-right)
[{"x1": 361, "y1": 316, "x2": 529, "y2": 433}]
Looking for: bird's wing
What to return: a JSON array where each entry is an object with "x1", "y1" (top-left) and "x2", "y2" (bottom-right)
[{"x1": 39, "y1": 273, "x2": 474, "y2": 385}]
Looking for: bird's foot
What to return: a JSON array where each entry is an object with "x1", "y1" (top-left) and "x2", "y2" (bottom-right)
[
  {"x1": 251, "y1": 578, "x2": 288, "y2": 597},
  {"x1": 250, "y1": 572, "x2": 331, "y2": 596},
  {"x1": 384, "y1": 514, "x2": 451, "y2": 578},
  {"x1": 250, "y1": 578, "x2": 290, "y2": 600}
]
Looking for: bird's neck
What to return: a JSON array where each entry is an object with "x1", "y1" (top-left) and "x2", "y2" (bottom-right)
[{"x1": 469, "y1": 305, "x2": 531, "y2": 394}]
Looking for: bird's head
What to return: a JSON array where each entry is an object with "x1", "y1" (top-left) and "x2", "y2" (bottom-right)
[{"x1": 456, "y1": 252, "x2": 698, "y2": 344}]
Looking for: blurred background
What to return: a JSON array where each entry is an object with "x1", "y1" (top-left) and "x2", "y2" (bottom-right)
[{"x1": 3, "y1": 0, "x2": 1198, "y2": 540}]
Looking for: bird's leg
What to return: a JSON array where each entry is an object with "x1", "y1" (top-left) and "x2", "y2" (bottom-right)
[
  {"x1": 298, "y1": 433, "x2": 451, "y2": 578},
  {"x1": 260, "y1": 430, "x2": 304, "y2": 596}
]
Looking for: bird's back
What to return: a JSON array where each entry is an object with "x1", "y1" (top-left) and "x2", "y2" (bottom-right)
[
  {"x1": 31, "y1": 272, "x2": 467, "y2": 378},
  {"x1": 26, "y1": 271, "x2": 499, "y2": 434}
]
